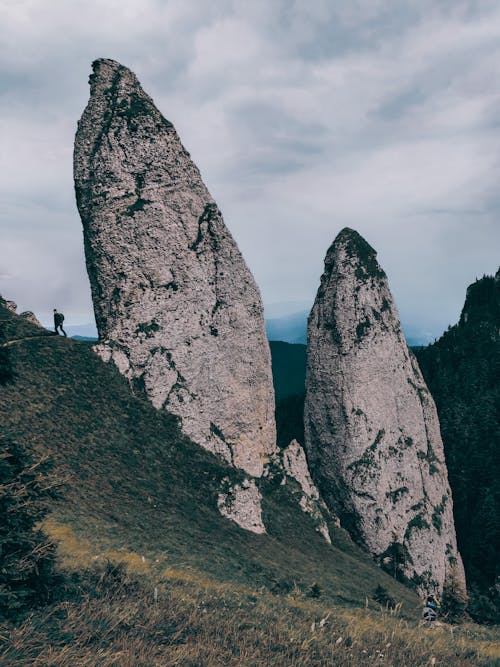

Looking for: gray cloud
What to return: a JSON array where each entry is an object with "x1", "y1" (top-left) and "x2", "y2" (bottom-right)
[{"x1": 0, "y1": 0, "x2": 499, "y2": 337}]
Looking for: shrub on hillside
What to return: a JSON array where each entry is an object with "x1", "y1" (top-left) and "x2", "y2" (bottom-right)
[
  {"x1": 467, "y1": 586, "x2": 500, "y2": 626},
  {"x1": 0, "y1": 327, "x2": 14, "y2": 385},
  {"x1": 0, "y1": 434, "x2": 61, "y2": 620},
  {"x1": 441, "y1": 570, "x2": 468, "y2": 624},
  {"x1": 373, "y1": 584, "x2": 396, "y2": 609},
  {"x1": 306, "y1": 582, "x2": 322, "y2": 599}
]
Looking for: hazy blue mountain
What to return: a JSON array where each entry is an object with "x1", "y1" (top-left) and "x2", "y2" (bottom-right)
[
  {"x1": 266, "y1": 309, "x2": 434, "y2": 347},
  {"x1": 266, "y1": 311, "x2": 308, "y2": 344},
  {"x1": 66, "y1": 323, "x2": 98, "y2": 339}
]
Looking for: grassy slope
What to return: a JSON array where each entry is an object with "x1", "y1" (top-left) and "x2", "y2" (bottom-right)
[
  {"x1": 1, "y1": 300, "x2": 499, "y2": 665},
  {"x1": 0, "y1": 301, "x2": 418, "y2": 610}
]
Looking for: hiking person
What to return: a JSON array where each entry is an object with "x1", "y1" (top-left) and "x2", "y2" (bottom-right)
[
  {"x1": 53, "y1": 309, "x2": 67, "y2": 337},
  {"x1": 422, "y1": 594, "x2": 439, "y2": 624}
]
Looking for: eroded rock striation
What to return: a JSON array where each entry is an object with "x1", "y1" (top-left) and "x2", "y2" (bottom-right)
[
  {"x1": 304, "y1": 228, "x2": 465, "y2": 595},
  {"x1": 74, "y1": 59, "x2": 276, "y2": 478}
]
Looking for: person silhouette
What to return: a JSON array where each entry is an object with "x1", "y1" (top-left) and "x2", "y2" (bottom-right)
[
  {"x1": 422, "y1": 594, "x2": 439, "y2": 623},
  {"x1": 53, "y1": 309, "x2": 67, "y2": 337}
]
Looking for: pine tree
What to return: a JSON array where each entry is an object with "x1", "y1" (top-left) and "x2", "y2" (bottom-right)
[
  {"x1": 441, "y1": 568, "x2": 468, "y2": 623},
  {"x1": 380, "y1": 540, "x2": 411, "y2": 584}
]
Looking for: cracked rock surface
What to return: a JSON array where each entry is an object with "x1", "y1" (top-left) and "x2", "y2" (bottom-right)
[
  {"x1": 304, "y1": 228, "x2": 465, "y2": 595},
  {"x1": 74, "y1": 59, "x2": 276, "y2": 477}
]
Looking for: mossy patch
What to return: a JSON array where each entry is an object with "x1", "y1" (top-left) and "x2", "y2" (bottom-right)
[
  {"x1": 431, "y1": 495, "x2": 448, "y2": 534},
  {"x1": 404, "y1": 514, "x2": 431, "y2": 541},
  {"x1": 134, "y1": 320, "x2": 160, "y2": 337},
  {"x1": 355, "y1": 316, "x2": 371, "y2": 342},
  {"x1": 386, "y1": 487, "x2": 409, "y2": 504}
]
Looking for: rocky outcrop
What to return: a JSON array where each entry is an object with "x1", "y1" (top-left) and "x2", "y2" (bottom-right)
[
  {"x1": 19, "y1": 311, "x2": 43, "y2": 328},
  {"x1": 0, "y1": 299, "x2": 42, "y2": 328},
  {"x1": 304, "y1": 228, "x2": 465, "y2": 596},
  {"x1": 280, "y1": 439, "x2": 332, "y2": 543},
  {"x1": 217, "y1": 478, "x2": 266, "y2": 534},
  {"x1": 74, "y1": 59, "x2": 276, "y2": 478}
]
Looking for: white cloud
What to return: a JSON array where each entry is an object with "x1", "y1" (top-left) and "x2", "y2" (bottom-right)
[{"x1": 0, "y1": 0, "x2": 499, "y2": 336}]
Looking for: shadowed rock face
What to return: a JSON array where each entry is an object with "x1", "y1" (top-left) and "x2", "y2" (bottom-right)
[
  {"x1": 74, "y1": 59, "x2": 276, "y2": 477},
  {"x1": 304, "y1": 228, "x2": 465, "y2": 596}
]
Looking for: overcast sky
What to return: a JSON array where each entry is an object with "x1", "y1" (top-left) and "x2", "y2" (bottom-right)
[{"x1": 1, "y1": 0, "x2": 499, "y2": 339}]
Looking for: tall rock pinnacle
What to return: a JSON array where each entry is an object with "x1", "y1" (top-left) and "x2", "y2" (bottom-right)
[
  {"x1": 74, "y1": 59, "x2": 276, "y2": 477},
  {"x1": 304, "y1": 228, "x2": 465, "y2": 595}
]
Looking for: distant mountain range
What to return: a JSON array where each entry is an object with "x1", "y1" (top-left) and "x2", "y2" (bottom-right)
[
  {"x1": 266, "y1": 309, "x2": 436, "y2": 347},
  {"x1": 266, "y1": 311, "x2": 308, "y2": 344},
  {"x1": 65, "y1": 324, "x2": 98, "y2": 339}
]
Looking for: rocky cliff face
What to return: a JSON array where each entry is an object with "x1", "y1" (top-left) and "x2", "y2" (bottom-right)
[
  {"x1": 304, "y1": 228, "x2": 465, "y2": 595},
  {"x1": 74, "y1": 59, "x2": 276, "y2": 478}
]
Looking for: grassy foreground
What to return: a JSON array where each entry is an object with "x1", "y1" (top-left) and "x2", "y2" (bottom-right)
[{"x1": 1, "y1": 560, "x2": 498, "y2": 667}]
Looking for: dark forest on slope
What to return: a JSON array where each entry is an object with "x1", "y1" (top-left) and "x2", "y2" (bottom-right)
[
  {"x1": 415, "y1": 270, "x2": 500, "y2": 615},
  {"x1": 271, "y1": 272, "x2": 500, "y2": 621}
]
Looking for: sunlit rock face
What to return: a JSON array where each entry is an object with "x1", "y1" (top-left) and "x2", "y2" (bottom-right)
[
  {"x1": 304, "y1": 228, "x2": 465, "y2": 596},
  {"x1": 74, "y1": 59, "x2": 276, "y2": 478}
]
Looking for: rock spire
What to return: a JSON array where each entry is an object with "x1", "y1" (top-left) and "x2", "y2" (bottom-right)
[
  {"x1": 304, "y1": 228, "x2": 465, "y2": 595},
  {"x1": 74, "y1": 59, "x2": 276, "y2": 478}
]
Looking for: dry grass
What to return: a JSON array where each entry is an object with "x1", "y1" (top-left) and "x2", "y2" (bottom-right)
[
  {"x1": 1, "y1": 565, "x2": 498, "y2": 667},
  {"x1": 43, "y1": 519, "x2": 151, "y2": 575}
]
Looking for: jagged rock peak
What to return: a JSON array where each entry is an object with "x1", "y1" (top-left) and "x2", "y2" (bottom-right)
[
  {"x1": 74, "y1": 59, "x2": 277, "y2": 478},
  {"x1": 326, "y1": 227, "x2": 383, "y2": 273},
  {"x1": 304, "y1": 228, "x2": 466, "y2": 596}
]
